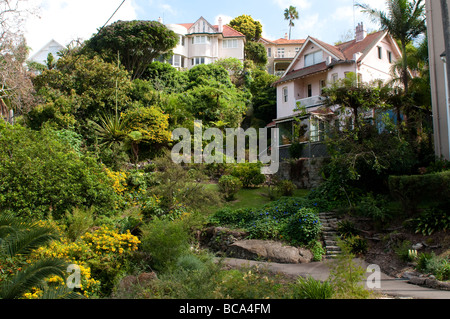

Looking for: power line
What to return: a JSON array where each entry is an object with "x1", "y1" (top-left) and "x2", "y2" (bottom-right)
[{"x1": 99, "y1": 0, "x2": 127, "y2": 32}]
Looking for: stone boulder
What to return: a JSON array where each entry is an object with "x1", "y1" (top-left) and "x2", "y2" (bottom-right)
[
  {"x1": 227, "y1": 239, "x2": 313, "y2": 264},
  {"x1": 200, "y1": 226, "x2": 249, "y2": 253}
]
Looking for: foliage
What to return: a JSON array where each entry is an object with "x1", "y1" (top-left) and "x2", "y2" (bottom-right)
[
  {"x1": 0, "y1": 122, "x2": 118, "y2": 220},
  {"x1": 344, "y1": 235, "x2": 368, "y2": 255},
  {"x1": 357, "y1": 0, "x2": 426, "y2": 94},
  {"x1": 141, "y1": 61, "x2": 188, "y2": 93},
  {"x1": 140, "y1": 218, "x2": 191, "y2": 272},
  {"x1": 309, "y1": 241, "x2": 326, "y2": 262},
  {"x1": 409, "y1": 208, "x2": 450, "y2": 236},
  {"x1": 218, "y1": 175, "x2": 243, "y2": 201},
  {"x1": 29, "y1": 225, "x2": 140, "y2": 297},
  {"x1": 388, "y1": 170, "x2": 450, "y2": 213},
  {"x1": 356, "y1": 194, "x2": 393, "y2": 227},
  {"x1": 210, "y1": 197, "x2": 323, "y2": 246},
  {"x1": 231, "y1": 162, "x2": 266, "y2": 188},
  {"x1": 186, "y1": 63, "x2": 233, "y2": 89},
  {"x1": 244, "y1": 41, "x2": 268, "y2": 68},
  {"x1": 228, "y1": 15, "x2": 262, "y2": 42},
  {"x1": 329, "y1": 240, "x2": 372, "y2": 299},
  {"x1": 276, "y1": 180, "x2": 297, "y2": 197},
  {"x1": 29, "y1": 54, "x2": 132, "y2": 132},
  {"x1": 416, "y1": 252, "x2": 450, "y2": 281},
  {"x1": 284, "y1": 5, "x2": 300, "y2": 40},
  {"x1": 337, "y1": 220, "x2": 359, "y2": 239},
  {"x1": 393, "y1": 240, "x2": 414, "y2": 262},
  {"x1": 0, "y1": 214, "x2": 82, "y2": 299},
  {"x1": 84, "y1": 20, "x2": 179, "y2": 80},
  {"x1": 247, "y1": 68, "x2": 278, "y2": 124},
  {"x1": 294, "y1": 276, "x2": 334, "y2": 299},
  {"x1": 145, "y1": 155, "x2": 222, "y2": 219}
]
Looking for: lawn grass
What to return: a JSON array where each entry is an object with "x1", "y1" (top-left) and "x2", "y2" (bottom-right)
[{"x1": 205, "y1": 183, "x2": 310, "y2": 211}]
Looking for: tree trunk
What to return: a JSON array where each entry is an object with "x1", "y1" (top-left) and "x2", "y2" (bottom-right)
[{"x1": 441, "y1": 0, "x2": 450, "y2": 114}]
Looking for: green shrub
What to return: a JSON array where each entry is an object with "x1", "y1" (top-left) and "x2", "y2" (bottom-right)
[
  {"x1": 344, "y1": 235, "x2": 368, "y2": 255},
  {"x1": 417, "y1": 252, "x2": 450, "y2": 281},
  {"x1": 394, "y1": 240, "x2": 413, "y2": 262},
  {"x1": 176, "y1": 254, "x2": 206, "y2": 272},
  {"x1": 140, "y1": 218, "x2": 191, "y2": 271},
  {"x1": 337, "y1": 220, "x2": 359, "y2": 239},
  {"x1": 275, "y1": 180, "x2": 296, "y2": 197},
  {"x1": 356, "y1": 194, "x2": 392, "y2": 225},
  {"x1": 309, "y1": 241, "x2": 326, "y2": 261},
  {"x1": 294, "y1": 276, "x2": 334, "y2": 299},
  {"x1": 410, "y1": 208, "x2": 450, "y2": 236},
  {"x1": 388, "y1": 171, "x2": 450, "y2": 213},
  {"x1": 0, "y1": 123, "x2": 117, "y2": 220},
  {"x1": 283, "y1": 208, "x2": 322, "y2": 246},
  {"x1": 231, "y1": 162, "x2": 265, "y2": 188},
  {"x1": 218, "y1": 175, "x2": 243, "y2": 201}
]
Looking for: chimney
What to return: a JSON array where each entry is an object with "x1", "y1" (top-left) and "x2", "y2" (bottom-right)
[
  {"x1": 284, "y1": 33, "x2": 288, "y2": 40},
  {"x1": 158, "y1": 17, "x2": 163, "y2": 23},
  {"x1": 218, "y1": 17, "x2": 223, "y2": 33},
  {"x1": 355, "y1": 22, "x2": 367, "y2": 42}
]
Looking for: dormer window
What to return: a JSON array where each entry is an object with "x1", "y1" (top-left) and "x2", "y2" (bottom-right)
[{"x1": 304, "y1": 51, "x2": 323, "y2": 67}]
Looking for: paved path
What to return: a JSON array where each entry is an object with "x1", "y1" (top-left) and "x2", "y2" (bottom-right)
[{"x1": 220, "y1": 257, "x2": 450, "y2": 299}]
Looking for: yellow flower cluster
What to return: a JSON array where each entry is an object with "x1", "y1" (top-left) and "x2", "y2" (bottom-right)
[
  {"x1": 23, "y1": 287, "x2": 43, "y2": 299},
  {"x1": 104, "y1": 167, "x2": 128, "y2": 195},
  {"x1": 81, "y1": 226, "x2": 140, "y2": 254}
]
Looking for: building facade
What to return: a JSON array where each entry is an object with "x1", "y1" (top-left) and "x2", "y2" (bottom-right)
[
  {"x1": 272, "y1": 23, "x2": 402, "y2": 158},
  {"x1": 259, "y1": 35, "x2": 305, "y2": 76},
  {"x1": 165, "y1": 17, "x2": 245, "y2": 70},
  {"x1": 426, "y1": 0, "x2": 450, "y2": 161}
]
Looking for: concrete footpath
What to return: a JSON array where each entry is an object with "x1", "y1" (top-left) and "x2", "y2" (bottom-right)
[{"x1": 220, "y1": 257, "x2": 450, "y2": 299}]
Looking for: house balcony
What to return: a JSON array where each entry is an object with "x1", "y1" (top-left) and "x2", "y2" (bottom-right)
[{"x1": 296, "y1": 95, "x2": 326, "y2": 109}]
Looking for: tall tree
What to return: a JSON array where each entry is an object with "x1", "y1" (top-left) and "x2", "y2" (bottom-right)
[
  {"x1": 85, "y1": 20, "x2": 179, "y2": 80},
  {"x1": 284, "y1": 5, "x2": 299, "y2": 40},
  {"x1": 357, "y1": 0, "x2": 426, "y2": 94},
  {"x1": 228, "y1": 15, "x2": 263, "y2": 42}
]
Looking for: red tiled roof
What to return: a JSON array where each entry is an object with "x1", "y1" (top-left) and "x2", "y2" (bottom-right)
[
  {"x1": 336, "y1": 31, "x2": 386, "y2": 61},
  {"x1": 272, "y1": 62, "x2": 328, "y2": 86},
  {"x1": 260, "y1": 37, "x2": 305, "y2": 45},
  {"x1": 177, "y1": 23, "x2": 245, "y2": 38}
]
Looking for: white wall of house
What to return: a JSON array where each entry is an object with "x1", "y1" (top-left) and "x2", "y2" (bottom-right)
[{"x1": 359, "y1": 37, "x2": 397, "y2": 84}]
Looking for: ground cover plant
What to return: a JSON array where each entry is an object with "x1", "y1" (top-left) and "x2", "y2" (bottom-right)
[{"x1": 209, "y1": 197, "x2": 326, "y2": 246}]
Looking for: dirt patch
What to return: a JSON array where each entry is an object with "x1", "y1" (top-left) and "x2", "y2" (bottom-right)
[{"x1": 341, "y1": 214, "x2": 450, "y2": 279}]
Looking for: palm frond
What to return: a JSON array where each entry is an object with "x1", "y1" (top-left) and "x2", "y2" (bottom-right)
[{"x1": 0, "y1": 258, "x2": 68, "y2": 299}]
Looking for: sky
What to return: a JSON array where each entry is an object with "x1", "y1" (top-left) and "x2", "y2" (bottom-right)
[{"x1": 24, "y1": 0, "x2": 389, "y2": 55}]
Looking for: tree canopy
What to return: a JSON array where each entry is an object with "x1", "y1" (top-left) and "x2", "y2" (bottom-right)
[
  {"x1": 228, "y1": 15, "x2": 263, "y2": 42},
  {"x1": 85, "y1": 20, "x2": 179, "y2": 80}
]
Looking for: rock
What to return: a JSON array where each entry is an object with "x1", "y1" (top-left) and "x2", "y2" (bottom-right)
[
  {"x1": 200, "y1": 227, "x2": 249, "y2": 253},
  {"x1": 412, "y1": 243, "x2": 424, "y2": 250},
  {"x1": 227, "y1": 239, "x2": 313, "y2": 264},
  {"x1": 408, "y1": 276, "x2": 427, "y2": 286}
]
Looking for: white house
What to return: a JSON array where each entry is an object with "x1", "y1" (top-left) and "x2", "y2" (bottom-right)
[
  {"x1": 28, "y1": 39, "x2": 65, "y2": 65},
  {"x1": 271, "y1": 23, "x2": 402, "y2": 158},
  {"x1": 165, "y1": 16, "x2": 245, "y2": 69}
]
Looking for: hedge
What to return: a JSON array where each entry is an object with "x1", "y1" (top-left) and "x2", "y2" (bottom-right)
[{"x1": 388, "y1": 171, "x2": 450, "y2": 213}]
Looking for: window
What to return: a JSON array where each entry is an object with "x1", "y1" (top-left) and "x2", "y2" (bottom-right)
[
  {"x1": 268, "y1": 48, "x2": 272, "y2": 57},
  {"x1": 304, "y1": 51, "x2": 323, "y2": 67},
  {"x1": 307, "y1": 84, "x2": 312, "y2": 97},
  {"x1": 192, "y1": 57, "x2": 206, "y2": 66},
  {"x1": 171, "y1": 55, "x2": 182, "y2": 67},
  {"x1": 388, "y1": 51, "x2": 392, "y2": 63},
  {"x1": 194, "y1": 36, "x2": 210, "y2": 44},
  {"x1": 332, "y1": 73, "x2": 338, "y2": 83},
  {"x1": 320, "y1": 80, "x2": 326, "y2": 94},
  {"x1": 223, "y1": 39, "x2": 238, "y2": 48},
  {"x1": 310, "y1": 118, "x2": 325, "y2": 143},
  {"x1": 283, "y1": 87, "x2": 288, "y2": 102},
  {"x1": 278, "y1": 121, "x2": 293, "y2": 146},
  {"x1": 377, "y1": 46, "x2": 382, "y2": 59},
  {"x1": 179, "y1": 35, "x2": 185, "y2": 46},
  {"x1": 295, "y1": 47, "x2": 300, "y2": 52},
  {"x1": 278, "y1": 48, "x2": 285, "y2": 58}
]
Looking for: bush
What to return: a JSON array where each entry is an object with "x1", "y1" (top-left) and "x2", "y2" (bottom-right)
[
  {"x1": 140, "y1": 218, "x2": 191, "y2": 272},
  {"x1": 218, "y1": 175, "x2": 243, "y2": 201},
  {"x1": 410, "y1": 208, "x2": 450, "y2": 236},
  {"x1": 0, "y1": 123, "x2": 118, "y2": 220},
  {"x1": 283, "y1": 208, "x2": 322, "y2": 246},
  {"x1": 275, "y1": 180, "x2": 296, "y2": 197},
  {"x1": 294, "y1": 276, "x2": 334, "y2": 299},
  {"x1": 388, "y1": 171, "x2": 450, "y2": 213},
  {"x1": 344, "y1": 235, "x2": 368, "y2": 255},
  {"x1": 417, "y1": 252, "x2": 450, "y2": 281},
  {"x1": 231, "y1": 162, "x2": 265, "y2": 188}
]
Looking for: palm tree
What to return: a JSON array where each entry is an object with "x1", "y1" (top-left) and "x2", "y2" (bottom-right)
[
  {"x1": 284, "y1": 6, "x2": 299, "y2": 40},
  {"x1": 0, "y1": 214, "x2": 82, "y2": 299},
  {"x1": 357, "y1": 0, "x2": 426, "y2": 95}
]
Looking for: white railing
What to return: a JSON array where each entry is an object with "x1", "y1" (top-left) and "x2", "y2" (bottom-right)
[{"x1": 296, "y1": 95, "x2": 325, "y2": 108}]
